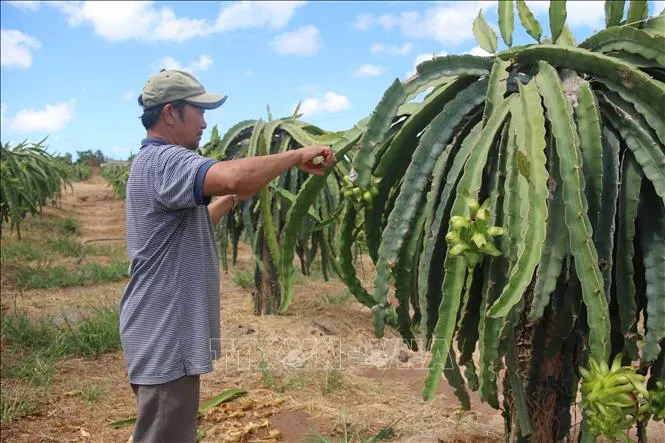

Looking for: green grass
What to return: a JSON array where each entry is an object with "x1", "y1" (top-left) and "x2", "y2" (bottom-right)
[
  {"x1": 0, "y1": 305, "x2": 120, "y2": 423},
  {"x1": 258, "y1": 358, "x2": 276, "y2": 388},
  {"x1": 0, "y1": 240, "x2": 43, "y2": 262},
  {"x1": 257, "y1": 359, "x2": 309, "y2": 393},
  {"x1": 48, "y1": 237, "x2": 84, "y2": 256},
  {"x1": 1, "y1": 387, "x2": 36, "y2": 425},
  {"x1": 321, "y1": 369, "x2": 343, "y2": 395},
  {"x1": 293, "y1": 273, "x2": 308, "y2": 285},
  {"x1": 1, "y1": 236, "x2": 82, "y2": 261},
  {"x1": 1, "y1": 305, "x2": 121, "y2": 362},
  {"x1": 54, "y1": 217, "x2": 80, "y2": 236},
  {"x1": 1, "y1": 213, "x2": 128, "y2": 290},
  {"x1": 303, "y1": 413, "x2": 400, "y2": 443},
  {"x1": 0, "y1": 212, "x2": 125, "y2": 424},
  {"x1": 317, "y1": 290, "x2": 351, "y2": 306},
  {"x1": 232, "y1": 270, "x2": 254, "y2": 289},
  {"x1": 58, "y1": 306, "x2": 122, "y2": 358},
  {"x1": 85, "y1": 243, "x2": 119, "y2": 256},
  {"x1": 11, "y1": 261, "x2": 128, "y2": 290},
  {"x1": 1, "y1": 349, "x2": 58, "y2": 387},
  {"x1": 76, "y1": 382, "x2": 103, "y2": 403},
  {"x1": 303, "y1": 430, "x2": 395, "y2": 443},
  {"x1": 0, "y1": 310, "x2": 58, "y2": 349}
]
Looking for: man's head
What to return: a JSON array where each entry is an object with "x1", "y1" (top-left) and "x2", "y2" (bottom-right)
[{"x1": 138, "y1": 69, "x2": 226, "y2": 150}]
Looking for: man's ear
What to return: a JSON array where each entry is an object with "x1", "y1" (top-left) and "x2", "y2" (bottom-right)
[{"x1": 162, "y1": 104, "x2": 176, "y2": 126}]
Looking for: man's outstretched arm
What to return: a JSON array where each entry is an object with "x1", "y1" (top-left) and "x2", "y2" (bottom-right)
[{"x1": 202, "y1": 145, "x2": 335, "y2": 198}]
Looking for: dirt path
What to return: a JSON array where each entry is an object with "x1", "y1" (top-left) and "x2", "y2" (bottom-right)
[
  {"x1": 2, "y1": 173, "x2": 127, "y2": 319},
  {"x1": 48, "y1": 171, "x2": 126, "y2": 243}
]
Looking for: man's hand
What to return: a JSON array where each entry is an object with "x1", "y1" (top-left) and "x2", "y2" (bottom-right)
[
  {"x1": 296, "y1": 145, "x2": 336, "y2": 176},
  {"x1": 203, "y1": 144, "x2": 338, "y2": 197}
]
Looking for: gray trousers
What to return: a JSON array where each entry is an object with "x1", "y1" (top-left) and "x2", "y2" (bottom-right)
[{"x1": 131, "y1": 375, "x2": 200, "y2": 443}]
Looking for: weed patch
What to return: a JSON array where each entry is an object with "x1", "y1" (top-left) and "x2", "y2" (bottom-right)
[
  {"x1": 13, "y1": 260, "x2": 128, "y2": 290},
  {"x1": 317, "y1": 290, "x2": 351, "y2": 306},
  {"x1": 55, "y1": 217, "x2": 80, "y2": 236},
  {"x1": 1, "y1": 213, "x2": 127, "y2": 290},
  {"x1": 1, "y1": 349, "x2": 58, "y2": 386},
  {"x1": 233, "y1": 270, "x2": 254, "y2": 289},
  {"x1": 1, "y1": 305, "x2": 121, "y2": 361},
  {"x1": 321, "y1": 369, "x2": 343, "y2": 395},
  {"x1": 303, "y1": 412, "x2": 399, "y2": 443},
  {"x1": 0, "y1": 304, "x2": 120, "y2": 424},
  {"x1": 0, "y1": 387, "x2": 36, "y2": 425},
  {"x1": 58, "y1": 306, "x2": 121, "y2": 358},
  {"x1": 75, "y1": 382, "x2": 103, "y2": 403},
  {"x1": 46, "y1": 237, "x2": 83, "y2": 256},
  {"x1": 0, "y1": 310, "x2": 58, "y2": 349},
  {"x1": 258, "y1": 359, "x2": 308, "y2": 393}
]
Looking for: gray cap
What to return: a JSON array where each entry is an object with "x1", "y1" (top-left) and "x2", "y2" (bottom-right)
[{"x1": 141, "y1": 69, "x2": 227, "y2": 110}]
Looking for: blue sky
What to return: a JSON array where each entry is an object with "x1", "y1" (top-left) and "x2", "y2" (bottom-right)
[{"x1": 1, "y1": 0, "x2": 664, "y2": 161}]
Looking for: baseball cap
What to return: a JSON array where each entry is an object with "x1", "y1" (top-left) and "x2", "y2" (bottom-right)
[{"x1": 140, "y1": 69, "x2": 227, "y2": 110}]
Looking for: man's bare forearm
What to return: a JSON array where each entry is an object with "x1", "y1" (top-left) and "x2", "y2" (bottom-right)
[
  {"x1": 202, "y1": 150, "x2": 302, "y2": 197},
  {"x1": 207, "y1": 195, "x2": 235, "y2": 225}
]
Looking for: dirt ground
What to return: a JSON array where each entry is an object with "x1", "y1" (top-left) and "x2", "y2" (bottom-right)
[{"x1": 1, "y1": 174, "x2": 663, "y2": 443}]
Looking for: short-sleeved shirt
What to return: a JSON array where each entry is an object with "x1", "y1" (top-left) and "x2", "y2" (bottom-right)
[{"x1": 119, "y1": 136, "x2": 221, "y2": 385}]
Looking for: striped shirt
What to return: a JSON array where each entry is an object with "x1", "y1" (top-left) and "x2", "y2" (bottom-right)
[{"x1": 119, "y1": 136, "x2": 221, "y2": 385}]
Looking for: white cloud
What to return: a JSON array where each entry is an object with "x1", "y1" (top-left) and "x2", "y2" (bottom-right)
[
  {"x1": 4, "y1": 99, "x2": 75, "y2": 133},
  {"x1": 245, "y1": 70, "x2": 254, "y2": 77},
  {"x1": 1, "y1": 29, "x2": 41, "y2": 69},
  {"x1": 157, "y1": 56, "x2": 183, "y2": 71},
  {"x1": 525, "y1": 1, "x2": 657, "y2": 29},
  {"x1": 406, "y1": 50, "x2": 447, "y2": 79},
  {"x1": 7, "y1": 1, "x2": 41, "y2": 11},
  {"x1": 111, "y1": 145, "x2": 131, "y2": 157},
  {"x1": 557, "y1": 1, "x2": 605, "y2": 28},
  {"x1": 522, "y1": 0, "x2": 551, "y2": 14},
  {"x1": 521, "y1": 1, "x2": 604, "y2": 29},
  {"x1": 299, "y1": 92, "x2": 351, "y2": 117},
  {"x1": 189, "y1": 54, "x2": 213, "y2": 71},
  {"x1": 355, "y1": 1, "x2": 497, "y2": 46},
  {"x1": 356, "y1": 0, "x2": 638, "y2": 41},
  {"x1": 46, "y1": 0, "x2": 306, "y2": 43},
  {"x1": 353, "y1": 13, "x2": 374, "y2": 30},
  {"x1": 353, "y1": 64, "x2": 385, "y2": 78},
  {"x1": 122, "y1": 88, "x2": 136, "y2": 102},
  {"x1": 215, "y1": 1, "x2": 307, "y2": 31},
  {"x1": 271, "y1": 25, "x2": 321, "y2": 56},
  {"x1": 376, "y1": 11, "x2": 420, "y2": 30},
  {"x1": 371, "y1": 42, "x2": 413, "y2": 56},
  {"x1": 298, "y1": 85, "x2": 318, "y2": 95},
  {"x1": 465, "y1": 46, "x2": 492, "y2": 56},
  {"x1": 156, "y1": 54, "x2": 213, "y2": 73},
  {"x1": 654, "y1": 1, "x2": 665, "y2": 14},
  {"x1": 50, "y1": 1, "x2": 209, "y2": 42}
]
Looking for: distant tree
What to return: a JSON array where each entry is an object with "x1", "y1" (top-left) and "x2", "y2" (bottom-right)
[
  {"x1": 58, "y1": 152, "x2": 73, "y2": 164},
  {"x1": 94, "y1": 149, "x2": 105, "y2": 164},
  {"x1": 76, "y1": 149, "x2": 99, "y2": 166}
]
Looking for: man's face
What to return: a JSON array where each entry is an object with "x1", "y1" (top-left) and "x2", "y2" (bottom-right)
[{"x1": 164, "y1": 103, "x2": 207, "y2": 150}]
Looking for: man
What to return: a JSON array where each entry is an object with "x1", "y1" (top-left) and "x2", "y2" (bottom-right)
[{"x1": 119, "y1": 69, "x2": 335, "y2": 443}]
